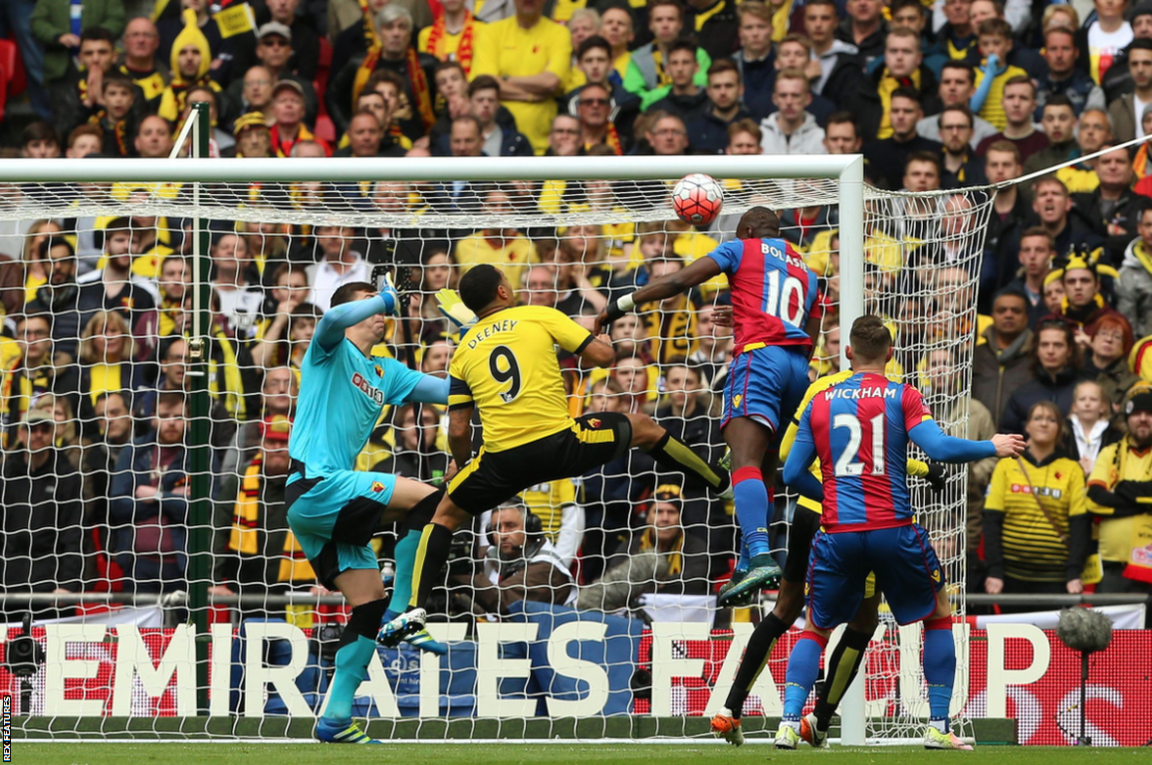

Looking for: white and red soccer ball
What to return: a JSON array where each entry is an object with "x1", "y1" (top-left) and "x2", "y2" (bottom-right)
[{"x1": 671, "y1": 173, "x2": 724, "y2": 226}]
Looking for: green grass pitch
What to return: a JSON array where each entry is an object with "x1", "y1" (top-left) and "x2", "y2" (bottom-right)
[{"x1": 20, "y1": 743, "x2": 1152, "y2": 765}]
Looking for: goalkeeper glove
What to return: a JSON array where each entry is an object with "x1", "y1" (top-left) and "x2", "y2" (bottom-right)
[
  {"x1": 379, "y1": 272, "x2": 401, "y2": 316},
  {"x1": 925, "y1": 463, "x2": 947, "y2": 494},
  {"x1": 436, "y1": 288, "x2": 477, "y2": 331}
]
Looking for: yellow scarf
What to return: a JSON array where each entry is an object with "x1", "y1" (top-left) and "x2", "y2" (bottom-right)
[
  {"x1": 877, "y1": 68, "x2": 922, "y2": 140},
  {"x1": 640, "y1": 527, "x2": 682, "y2": 576},
  {"x1": 227, "y1": 456, "x2": 317, "y2": 583}
]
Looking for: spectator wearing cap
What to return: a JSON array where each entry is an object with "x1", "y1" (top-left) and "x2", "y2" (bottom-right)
[
  {"x1": 0, "y1": 409, "x2": 84, "y2": 615},
  {"x1": 233, "y1": 23, "x2": 317, "y2": 126},
  {"x1": 330, "y1": 5, "x2": 439, "y2": 140},
  {"x1": 108, "y1": 391, "x2": 191, "y2": 594},
  {"x1": 225, "y1": 112, "x2": 273, "y2": 158},
  {"x1": 1001, "y1": 318, "x2": 1088, "y2": 434},
  {"x1": 158, "y1": 10, "x2": 224, "y2": 124},
  {"x1": 213, "y1": 415, "x2": 317, "y2": 611},
  {"x1": 1055, "y1": 257, "x2": 1130, "y2": 340},
  {"x1": 259, "y1": 0, "x2": 320, "y2": 82},
  {"x1": 1087, "y1": 386, "x2": 1152, "y2": 613},
  {"x1": 270, "y1": 79, "x2": 330, "y2": 157},
  {"x1": 457, "y1": 501, "x2": 575, "y2": 615},
  {"x1": 156, "y1": 4, "x2": 222, "y2": 72},
  {"x1": 578, "y1": 484, "x2": 714, "y2": 614}
]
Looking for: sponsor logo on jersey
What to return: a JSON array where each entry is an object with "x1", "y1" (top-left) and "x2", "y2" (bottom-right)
[
  {"x1": 1009, "y1": 483, "x2": 1063, "y2": 499},
  {"x1": 931, "y1": 568, "x2": 941, "y2": 583},
  {"x1": 351, "y1": 372, "x2": 386, "y2": 406}
]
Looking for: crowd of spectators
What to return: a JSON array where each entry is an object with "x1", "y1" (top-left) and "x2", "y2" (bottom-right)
[{"x1": 2, "y1": 0, "x2": 1152, "y2": 626}]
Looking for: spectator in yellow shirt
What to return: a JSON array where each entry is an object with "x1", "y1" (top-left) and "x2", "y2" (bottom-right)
[
  {"x1": 452, "y1": 186, "x2": 539, "y2": 289},
  {"x1": 970, "y1": 19, "x2": 1029, "y2": 130},
  {"x1": 469, "y1": 0, "x2": 572, "y2": 154}
]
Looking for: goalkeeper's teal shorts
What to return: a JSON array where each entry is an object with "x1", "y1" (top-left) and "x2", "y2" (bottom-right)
[{"x1": 285, "y1": 468, "x2": 397, "y2": 588}]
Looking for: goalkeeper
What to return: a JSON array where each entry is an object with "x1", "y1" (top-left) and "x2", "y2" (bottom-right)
[{"x1": 285, "y1": 279, "x2": 451, "y2": 745}]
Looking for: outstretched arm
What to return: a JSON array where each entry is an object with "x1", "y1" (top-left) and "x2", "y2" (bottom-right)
[
  {"x1": 908, "y1": 419, "x2": 1021, "y2": 463},
  {"x1": 594, "y1": 256, "x2": 722, "y2": 333},
  {"x1": 405, "y1": 375, "x2": 450, "y2": 404},
  {"x1": 314, "y1": 293, "x2": 396, "y2": 352}
]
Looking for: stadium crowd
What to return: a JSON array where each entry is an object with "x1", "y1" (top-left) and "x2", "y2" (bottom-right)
[{"x1": 1, "y1": 0, "x2": 1152, "y2": 626}]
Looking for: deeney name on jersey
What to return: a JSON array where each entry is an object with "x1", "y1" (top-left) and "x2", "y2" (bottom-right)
[
  {"x1": 351, "y1": 371, "x2": 386, "y2": 406},
  {"x1": 466, "y1": 319, "x2": 519, "y2": 350}
]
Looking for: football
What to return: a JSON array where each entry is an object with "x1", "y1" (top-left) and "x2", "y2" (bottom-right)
[{"x1": 671, "y1": 173, "x2": 724, "y2": 226}]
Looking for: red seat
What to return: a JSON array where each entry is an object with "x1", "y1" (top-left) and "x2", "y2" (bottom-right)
[
  {"x1": 0, "y1": 38, "x2": 27, "y2": 124},
  {"x1": 313, "y1": 35, "x2": 335, "y2": 143}
]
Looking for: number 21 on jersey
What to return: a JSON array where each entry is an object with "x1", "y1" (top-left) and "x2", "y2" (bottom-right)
[{"x1": 833, "y1": 412, "x2": 886, "y2": 477}]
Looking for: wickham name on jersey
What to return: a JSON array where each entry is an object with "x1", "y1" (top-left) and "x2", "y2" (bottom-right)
[
  {"x1": 823, "y1": 386, "x2": 898, "y2": 401},
  {"x1": 351, "y1": 372, "x2": 386, "y2": 406},
  {"x1": 466, "y1": 319, "x2": 519, "y2": 350}
]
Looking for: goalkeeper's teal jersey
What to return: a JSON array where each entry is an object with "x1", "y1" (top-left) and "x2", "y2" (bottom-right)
[{"x1": 288, "y1": 337, "x2": 422, "y2": 479}]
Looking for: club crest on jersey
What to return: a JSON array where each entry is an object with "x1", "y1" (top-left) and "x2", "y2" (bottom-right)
[
  {"x1": 351, "y1": 372, "x2": 385, "y2": 406},
  {"x1": 374, "y1": 365, "x2": 383, "y2": 377},
  {"x1": 371, "y1": 481, "x2": 385, "y2": 493},
  {"x1": 586, "y1": 418, "x2": 601, "y2": 428}
]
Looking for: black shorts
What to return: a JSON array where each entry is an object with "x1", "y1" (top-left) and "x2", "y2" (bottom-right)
[
  {"x1": 448, "y1": 412, "x2": 632, "y2": 515},
  {"x1": 784, "y1": 504, "x2": 822, "y2": 584}
]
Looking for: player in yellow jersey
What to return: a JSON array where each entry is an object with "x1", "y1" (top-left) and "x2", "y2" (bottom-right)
[
  {"x1": 711, "y1": 366, "x2": 946, "y2": 747},
  {"x1": 388, "y1": 265, "x2": 731, "y2": 631}
]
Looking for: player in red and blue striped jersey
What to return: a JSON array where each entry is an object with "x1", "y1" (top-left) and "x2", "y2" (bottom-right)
[
  {"x1": 776, "y1": 317, "x2": 1024, "y2": 751},
  {"x1": 596, "y1": 207, "x2": 823, "y2": 603}
]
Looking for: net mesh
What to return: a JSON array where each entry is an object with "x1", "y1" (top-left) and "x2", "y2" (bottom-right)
[{"x1": 0, "y1": 163, "x2": 994, "y2": 742}]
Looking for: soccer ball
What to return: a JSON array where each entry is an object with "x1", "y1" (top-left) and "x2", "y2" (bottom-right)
[{"x1": 671, "y1": 173, "x2": 724, "y2": 226}]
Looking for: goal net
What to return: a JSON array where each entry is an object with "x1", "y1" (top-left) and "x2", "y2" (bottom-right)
[{"x1": 0, "y1": 150, "x2": 994, "y2": 742}]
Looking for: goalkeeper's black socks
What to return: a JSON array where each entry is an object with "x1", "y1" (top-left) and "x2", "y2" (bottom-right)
[
  {"x1": 724, "y1": 612, "x2": 789, "y2": 719},
  {"x1": 409, "y1": 522, "x2": 454, "y2": 610},
  {"x1": 813, "y1": 626, "x2": 871, "y2": 731},
  {"x1": 646, "y1": 431, "x2": 728, "y2": 492}
]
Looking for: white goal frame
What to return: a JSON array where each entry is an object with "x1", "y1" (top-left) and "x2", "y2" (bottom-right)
[{"x1": 0, "y1": 151, "x2": 874, "y2": 739}]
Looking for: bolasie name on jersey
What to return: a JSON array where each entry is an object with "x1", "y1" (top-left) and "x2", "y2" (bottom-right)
[
  {"x1": 822, "y1": 385, "x2": 899, "y2": 401},
  {"x1": 351, "y1": 371, "x2": 386, "y2": 406},
  {"x1": 466, "y1": 319, "x2": 519, "y2": 350},
  {"x1": 766, "y1": 241, "x2": 808, "y2": 272}
]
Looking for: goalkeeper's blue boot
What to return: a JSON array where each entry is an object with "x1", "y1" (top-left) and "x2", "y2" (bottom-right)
[
  {"x1": 402, "y1": 627, "x2": 448, "y2": 655},
  {"x1": 316, "y1": 717, "x2": 382, "y2": 744},
  {"x1": 378, "y1": 607, "x2": 427, "y2": 647},
  {"x1": 722, "y1": 555, "x2": 782, "y2": 604}
]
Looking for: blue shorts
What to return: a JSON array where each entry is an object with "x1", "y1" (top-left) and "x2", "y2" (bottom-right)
[
  {"x1": 285, "y1": 470, "x2": 398, "y2": 589},
  {"x1": 722, "y1": 345, "x2": 811, "y2": 435},
  {"x1": 806, "y1": 523, "x2": 944, "y2": 629}
]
